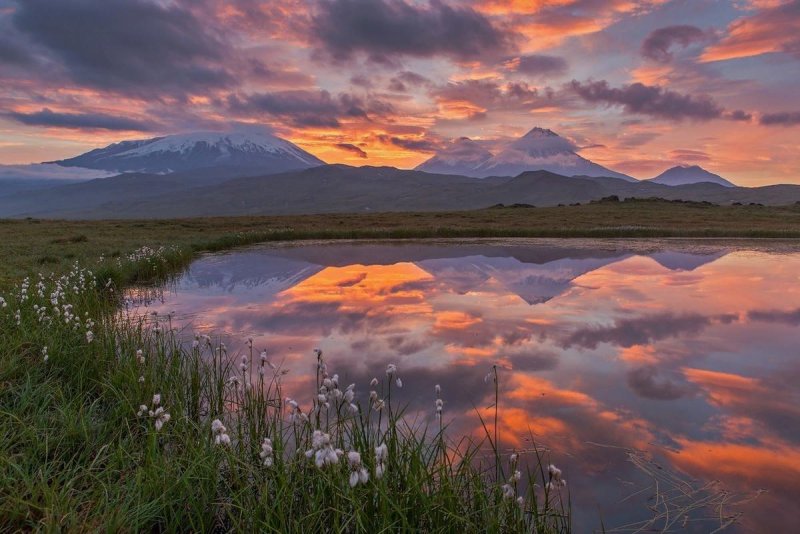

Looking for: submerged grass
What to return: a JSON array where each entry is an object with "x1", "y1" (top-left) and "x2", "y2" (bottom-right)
[{"x1": 0, "y1": 244, "x2": 570, "y2": 532}]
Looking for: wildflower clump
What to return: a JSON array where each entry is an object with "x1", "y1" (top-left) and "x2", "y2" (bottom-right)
[
  {"x1": 306, "y1": 430, "x2": 342, "y2": 468},
  {"x1": 137, "y1": 393, "x2": 171, "y2": 431},
  {"x1": 374, "y1": 442, "x2": 388, "y2": 479},
  {"x1": 212, "y1": 419, "x2": 231, "y2": 446},
  {"x1": 347, "y1": 451, "x2": 369, "y2": 487},
  {"x1": 547, "y1": 464, "x2": 567, "y2": 490},
  {"x1": 259, "y1": 437, "x2": 274, "y2": 467}
]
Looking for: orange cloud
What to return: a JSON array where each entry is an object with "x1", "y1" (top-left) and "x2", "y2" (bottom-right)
[
  {"x1": 434, "y1": 310, "x2": 483, "y2": 331},
  {"x1": 667, "y1": 437, "x2": 800, "y2": 497},
  {"x1": 506, "y1": 374, "x2": 596, "y2": 407},
  {"x1": 701, "y1": 2, "x2": 800, "y2": 62}
]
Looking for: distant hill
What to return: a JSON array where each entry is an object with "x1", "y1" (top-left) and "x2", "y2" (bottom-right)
[
  {"x1": 417, "y1": 127, "x2": 634, "y2": 181},
  {"x1": 2, "y1": 164, "x2": 800, "y2": 219},
  {"x1": 53, "y1": 131, "x2": 325, "y2": 174},
  {"x1": 650, "y1": 165, "x2": 735, "y2": 187}
]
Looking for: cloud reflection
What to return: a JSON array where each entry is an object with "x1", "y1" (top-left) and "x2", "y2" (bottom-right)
[{"x1": 133, "y1": 241, "x2": 800, "y2": 531}]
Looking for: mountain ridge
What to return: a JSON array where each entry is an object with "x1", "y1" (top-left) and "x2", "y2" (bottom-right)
[{"x1": 2, "y1": 164, "x2": 800, "y2": 219}]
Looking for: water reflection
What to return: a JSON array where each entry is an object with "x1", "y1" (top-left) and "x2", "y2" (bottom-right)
[{"x1": 130, "y1": 240, "x2": 800, "y2": 532}]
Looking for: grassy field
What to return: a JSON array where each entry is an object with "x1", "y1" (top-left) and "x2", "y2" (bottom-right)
[
  {"x1": 0, "y1": 214, "x2": 574, "y2": 532},
  {"x1": 1, "y1": 201, "x2": 798, "y2": 531},
  {"x1": 2, "y1": 200, "x2": 800, "y2": 287}
]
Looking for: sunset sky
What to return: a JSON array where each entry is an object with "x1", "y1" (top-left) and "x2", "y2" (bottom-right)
[{"x1": 1, "y1": 0, "x2": 799, "y2": 185}]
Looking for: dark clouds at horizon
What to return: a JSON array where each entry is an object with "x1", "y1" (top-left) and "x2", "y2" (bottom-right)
[{"x1": 0, "y1": 0, "x2": 799, "y2": 184}]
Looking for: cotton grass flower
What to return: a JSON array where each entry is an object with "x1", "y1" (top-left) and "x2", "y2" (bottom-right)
[
  {"x1": 259, "y1": 437, "x2": 274, "y2": 467},
  {"x1": 547, "y1": 464, "x2": 566, "y2": 490},
  {"x1": 212, "y1": 419, "x2": 231, "y2": 446},
  {"x1": 285, "y1": 398, "x2": 302, "y2": 423},
  {"x1": 347, "y1": 450, "x2": 369, "y2": 487},
  {"x1": 138, "y1": 394, "x2": 170, "y2": 431},
  {"x1": 85, "y1": 330, "x2": 94, "y2": 343},
  {"x1": 306, "y1": 430, "x2": 340, "y2": 468},
  {"x1": 374, "y1": 442, "x2": 388, "y2": 479},
  {"x1": 151, "y1": 407, "x2": 171, "y2": 431}
]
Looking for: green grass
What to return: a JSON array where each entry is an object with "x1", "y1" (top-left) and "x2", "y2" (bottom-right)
[
  {"x1": 3, "y1": 200, "x2": 800, "y2": 288},
  {"x1": 0, "y1": 242, "x2": 570, "y2": 532}
]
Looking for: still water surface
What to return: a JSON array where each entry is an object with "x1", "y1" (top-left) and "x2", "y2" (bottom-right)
[{"x1": 131, "y1": 240, "x2": 800, "y2": 532}]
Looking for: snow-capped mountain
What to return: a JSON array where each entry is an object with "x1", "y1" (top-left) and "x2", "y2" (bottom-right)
[
  {"x1": 416, "y1": 137, "x2": 492, "y2": 177},
  {"x1": 416, "y1": 127, "x2": 635, "y2": 181},
  {"x1": 649, "y1": 165, "x2": 735, "y2": 187},
  {"x1": 53, "y1": 131, "x2": 325, "y2": 174}
]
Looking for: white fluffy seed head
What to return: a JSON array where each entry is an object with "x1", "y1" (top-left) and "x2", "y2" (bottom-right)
[{"x1": 211, "y1": 419, "x2": 226, "y2": 434}]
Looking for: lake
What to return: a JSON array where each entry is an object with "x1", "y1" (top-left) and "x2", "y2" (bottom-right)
[{"x1": 128, "y1": 239, "x2": 800, "y2": 532}]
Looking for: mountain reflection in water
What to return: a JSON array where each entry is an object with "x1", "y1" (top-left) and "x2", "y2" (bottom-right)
[{"x1": 128, "y1": 241, "x2": 800, "y2": 532}]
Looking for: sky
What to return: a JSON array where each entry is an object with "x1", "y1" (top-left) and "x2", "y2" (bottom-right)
[{"x1": 0, "y1": 0, "x2": 799, "y2": 185}]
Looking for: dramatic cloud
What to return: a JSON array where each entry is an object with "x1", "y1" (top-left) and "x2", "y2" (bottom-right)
[
  {"x1": 12, "y1": 0, "x2": 234, "y2": 97},
  {"x1": 310, "y1": 0, "x2": 515, "y2": 63},
  {"x1": 563, "y1": 313, "x2": 717, "y2": 350},
  {"x1": 433, "y1": 79, "x2": 562, "y2": 118},
  {"x1": 0, "y1": 34, "x2": 34, "y2": 66},
  {"x1": 641, "y1": 25, "x2": 708, "y2": 62},
  {"x1": 510, "y1": 54, "x2": 568, "y2": 77},
  {"x1": 335, "y1": 143, "x2": 368, "y2": 158},
  {"x1": 701, "y1": 0, "x2": 800, "y2": 62},
  {"x1": 627, "y1": 366, "x2": 692, "y2": 400},
  {"x1": 388, "y1": 71, "x2": 431, "y2": 92},
  {"x1": 760, "y1": 111, "x2": 800, "y2": 126},
  {"x1": 375, "y1": 134, "x2": 440, "y2": 152},
  {"x1": 4, "y1": 108, "x2": 157, "y2": 131},
  {"x1": 748, "y1": 307, "x2": 800, "y2": 325},
  {"x1": 570, "y1": 80, "x2": 739, "y2": 121},
  {"x1": 0, "y1": 0, "x2": 798, "y2": 183},
  {"x1": 227, "y1": 90, "x2": 394, "y2": 128}
]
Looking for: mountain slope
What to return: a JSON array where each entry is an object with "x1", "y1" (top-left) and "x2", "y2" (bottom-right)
[
  {"x1": 476, "y1": 128, "x2": 635, "y2": 181},
  {"x1": 0, "y1": 166, "x2": 267, "y2": 217},
  {"x1": 53, "y1": 131, "x2": 325, "y2": 174},
  {"x1": 649, "y1": 165, "x2": 735, "y2": 187},
  {"x1": 417, "y1": 127, "x2": 634, "y2": 181}
]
